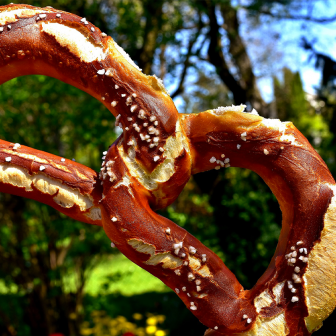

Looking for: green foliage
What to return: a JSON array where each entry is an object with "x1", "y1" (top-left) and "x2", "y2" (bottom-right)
[
  {"x1": 0, "y1": 75, "x2": 118, "y2": 335},
  {"x1": 71, "y1": 254, "x2": 167, "y2": 296},
  {"x1": 213, "y1": 168, "x2": 281, "y2": 287},
  {"x1": 273, "y1": 68, "x2": 332, "y2": 156},
  {"x1": 180, "y1": 70, "x2": 231, "y2": 114},
  {"x1": 161, "y1": 168, "x2": 281, "y2": 289},
  {"x1": 0, "y1": 75, "x2": 116, "y2": 169}
]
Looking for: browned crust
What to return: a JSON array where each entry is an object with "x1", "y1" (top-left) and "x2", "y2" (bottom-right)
[
  {"x1": 101, "y1": 144, "x2": 255, "y2": 334},
  {"x1": 0, "y1": 139, "x2": 102, "y2": 225},
  {"x1": 0, "y1": 3, "x2": 178, "y2": 173},
  {"x1": 180, "y1": 111, "x2": 335, "y2": 335},
  {"x1": 0, "y1": 4, "x2": 335, "y2": 336}
]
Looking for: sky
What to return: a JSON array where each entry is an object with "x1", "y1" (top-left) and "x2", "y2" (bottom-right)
[
  {"x1": 155, "y1": 0, "x2": 336, "y2": 114},
  {"x1": 169, "y1": 0, "x2": 336, "y2": 110},
  {"x1": 242, "y1": 0, "x2": 336, "y2": 102}
]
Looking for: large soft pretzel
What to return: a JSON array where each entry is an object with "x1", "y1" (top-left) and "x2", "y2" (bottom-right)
[{"x1": 0, "y1": 4, "x2": 335, "y2": 335}]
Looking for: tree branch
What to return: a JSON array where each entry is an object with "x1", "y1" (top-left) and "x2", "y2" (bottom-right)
[
  {"x1": 219, "y1": 2, "x2": 265, "y2": 113},
  {"x1": 137, "y1": 0, "x2": 164, "y2": 74},
  {"x1": 171, "y1": 14, "x2": 204, "y2": 99},
  {"x1": 57, "y1": 235, "x2": 75, "y2": 267},
  {"x1": 206, "y1": 1, "x2": 246, "y2": 105},
  {"x1": 246, "y1": 8, "x2": 336, "y2": 23}
]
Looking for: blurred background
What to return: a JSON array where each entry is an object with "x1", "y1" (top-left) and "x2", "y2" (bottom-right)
[{"x1": 0, "y1": 0, "x2": 336, "y2": 335}]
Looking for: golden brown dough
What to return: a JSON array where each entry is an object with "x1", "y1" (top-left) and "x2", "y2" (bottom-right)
[{"x1": 0, "y1": 4, "x2": 335, "y2": 336}]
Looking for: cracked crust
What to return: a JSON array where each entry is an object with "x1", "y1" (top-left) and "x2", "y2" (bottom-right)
[
  {"x1": 0, "y1": 4, "x2": 335, "y2": 336},
  {"x1": 0, "y1": 3, "x2": 179, "y2": 175},
  {"x1": 0, "y1": 139, "x2": 102, "y2": 225},
  {"x1": 303, "y1": 184, "x2": 336, "y2": 333}
]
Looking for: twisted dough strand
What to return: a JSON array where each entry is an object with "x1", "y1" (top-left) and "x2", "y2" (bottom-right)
[
  {"x1": 0, "y1": 4, "x2": 335, "y2": 336},
  {"x1": 0, "y1": 139, "x2": 102, "y2": 225}
]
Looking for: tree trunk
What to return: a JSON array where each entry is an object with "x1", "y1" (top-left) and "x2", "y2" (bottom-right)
[
  {"x1": 206, "y1": 1, "x2": 270, "y2": 116},
  {"x1": 137, "y1": 0, "x2": 164, "y2": 74}
]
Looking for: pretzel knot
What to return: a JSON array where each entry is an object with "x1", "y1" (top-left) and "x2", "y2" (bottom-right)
[{"x1": 0, "y1": 4, "x2": 335, "y2": 336}]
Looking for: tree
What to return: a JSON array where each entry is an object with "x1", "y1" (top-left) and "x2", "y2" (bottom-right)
[{"x1": 0, "y1": 75, "x2": 117, "y2": 336}]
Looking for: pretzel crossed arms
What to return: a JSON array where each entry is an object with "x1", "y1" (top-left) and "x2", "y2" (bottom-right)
[{"x1": 0, "y1": 4, "x2": 335, "y2": 335}]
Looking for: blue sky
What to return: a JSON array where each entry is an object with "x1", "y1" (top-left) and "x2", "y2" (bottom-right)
[
  {"x1": 243, "y1": 0, "x2": 336, "y2": 102},
  {"x1": 167, "y1": 1, "x2": 336, "y2": 109}
]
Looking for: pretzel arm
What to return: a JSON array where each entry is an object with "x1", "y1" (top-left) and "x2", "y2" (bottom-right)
[
  {"x1": 99, "y1": 141, "x2": 253, "y2": 335},
  {"x1": 0, "y1": 139, "x2": 102, "y2": 226},
  {"x1": 180, "y1": 109, "x2": 336, "y2": 335},
  {"x1": 0, "y1": 3, "x2": 187, "y2": 218}
]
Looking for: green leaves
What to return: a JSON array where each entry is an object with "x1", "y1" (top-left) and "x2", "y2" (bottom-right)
[{"x1": 0, "y1": 74, "x2": 118, "y2": 334}]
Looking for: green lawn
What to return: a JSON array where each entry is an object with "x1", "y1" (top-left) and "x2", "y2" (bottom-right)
[
  {"x1": 67, "y1": 253, "x2": 169, "y2": 296},
  {"x1": 0, "y1": 253, "x2": 169, "y2": 296}
]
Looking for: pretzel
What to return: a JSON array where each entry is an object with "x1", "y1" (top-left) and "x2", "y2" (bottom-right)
[{"x1": 0, "y1": 4, "x2": 335, "y2": 335}]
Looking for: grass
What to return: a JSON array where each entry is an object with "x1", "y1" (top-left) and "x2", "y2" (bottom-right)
[
  {"x1": 66, "y1": 253, "x2": 169, "y2": 296},
  {"x1": 0, "y1": 253, "x2": 168, "y2": 296}
]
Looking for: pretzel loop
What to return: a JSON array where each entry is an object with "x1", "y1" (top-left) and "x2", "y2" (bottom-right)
[{"x1": 99, "y1": 110, "x2": 336, "y2": 335}]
